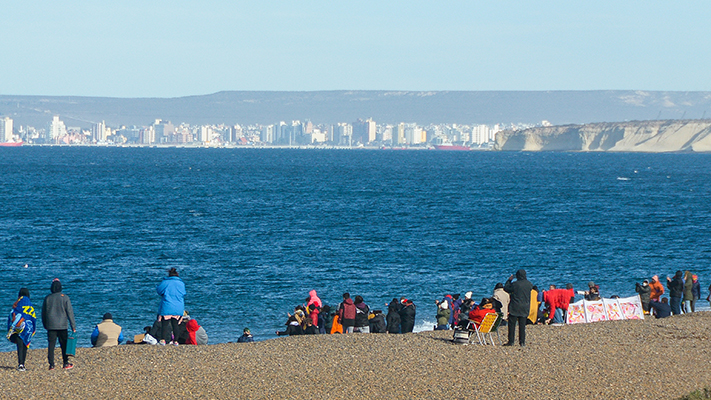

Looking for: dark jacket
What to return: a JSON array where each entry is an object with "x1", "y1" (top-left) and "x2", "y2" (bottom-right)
[
  {"x1": 399, "y1": 301, "x2": 416, "y2": 333},
  {"x1": 369, "y1": 313, "x2": 387, "y2": 333},
  {"x1": 237, "y1": 333, "x2": 254, "y2": 343},
  {"x1": 41, "y1": 281, "x2": 76, "y2": 331},
  {"x1": 649, "y1": 300, "x2": 671, "y2": 319},
  {"x1": 635, "y1": 283, "x2": 651, "y2": 304},
  {"x1": 304, "y1": 325, "x2": 319, "y2": 335},
  {"x1": 692, "y1": 281, "x2": 701, "y2": 301},
  {"x1": 668, "y1": 271, "x2": 684, "y2": 298},
  {"x1": 386, "y1": 300, "x2": 401, "y2": 334},
  {"x1": 683, "y1": 272, "x2": 694, "y2": 301},
  {"x1": 338, "y1": 299, "x2": 356, "y2": 328},
  {"x1": 354, "y1": 302, "x2": 370, "y2": 328},
  {"x1": 504, "y1": 269, "x2": 533, "y2": 318}
]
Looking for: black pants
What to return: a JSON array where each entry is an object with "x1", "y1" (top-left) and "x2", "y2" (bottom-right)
[
  {"x1": 507, "y1": 316, "x2": 527, "y2": 345},
  {"x1": 47, "y1": 329, "x2": 69, "y2": 367},
  {"x1": 11, "y1": 334, "x2": 27, "y2": 366},
  {"x1": 161, "y1": 318, "x2": 179, "y2": 343}
]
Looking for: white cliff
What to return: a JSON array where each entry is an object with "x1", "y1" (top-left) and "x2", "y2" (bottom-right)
[{"x1": 495, "y1": 120, "x2": 711, "y2": 152}]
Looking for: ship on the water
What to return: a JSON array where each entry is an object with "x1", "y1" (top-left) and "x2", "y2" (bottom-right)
[
  {"x1": 433, "y1": 144, "x2": 470, "y2": 151},
  {"x1": 0, "y1": 141, "x2": 23, "y2": 147}
]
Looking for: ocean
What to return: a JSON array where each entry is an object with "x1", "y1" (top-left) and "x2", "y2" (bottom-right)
[{"x1": 1, "y1": 147, "x2": 710, "y2": 351}]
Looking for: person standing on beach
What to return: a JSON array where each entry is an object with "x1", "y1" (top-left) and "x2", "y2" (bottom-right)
[
  {"x1": 682, "y1": 271, "x2": 694, "y2": 313},
  {"x1": 635, "y1": 280, "x2": 651, "y2": 313},
  {"x1": 667, "y1": 271, "x2": 684, "y2": 315},
  {"x1": 42, "y1": 278, "x2": 76, "y2": 370},
  {"x1": 649, "y1": 275, "x2": 665, "y2": 302},
  {"x1": 386, "y1": 298, "x2": 401, "y2": 333},
  {"x1": 156, "y1": 267, "x2": 186, "y2": 345},
  {"x1": 7, "y1": 288, "x2": 36, "y2": 371},
  {"x1": 504, "y1": 269, "x2": 533, "y2": 346},
  {"x1": 492, "y1": 283, "x2": 510, "y2": 325},
  {"x1": 399, "y1": 298, "x2": 417, "y2": 333},
  {"x1": 691, "y1": 275, "x2": 700, "y2": 312},
  {"x1": 353, "y1": 296, "x2": 370, "y2": 333},
  {"x1": 338, "y1": 293, "x2": 356, "y2": 334}
]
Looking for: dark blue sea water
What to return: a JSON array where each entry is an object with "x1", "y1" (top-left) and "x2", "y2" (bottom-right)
[{"x1": 1, "y1": 147, "x2": 710, "y2": 351}]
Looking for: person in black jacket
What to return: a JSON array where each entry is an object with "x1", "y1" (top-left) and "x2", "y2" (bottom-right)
[
  {"x1": 666, "y1": 271, "x2": 684, "y2": 315},
  {"x1": 399, "y1": 298, "x2": 416, "y2": 333},
  {"x1": 504, "y1": 269, "x2": 533, "y2": 346},
  {"x1": 369, "y1": 310, "x2": 387, "y2": 333},
  {"x1": 386, "y1": 299, "x2": 401, "y2": 334},
  {"x1": 635, "y1": 280, "x2": 652, "y2": 313}
]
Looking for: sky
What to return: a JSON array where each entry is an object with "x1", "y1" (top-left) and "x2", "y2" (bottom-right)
[{"x1": 1, "y1": 1, "x2": 710, "y2": 98}]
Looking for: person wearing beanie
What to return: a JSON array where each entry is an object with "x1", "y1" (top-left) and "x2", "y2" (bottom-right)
[
  {"x1": 42, "y1": 278, "x2": 76, "y2": 370},
  {"x1": 237, "y1": 328, "x2": 254, "y2": 343},
  {"x1": 91, "y1": 313, "x2": 124, "y2": 347},
  {"x1": 7, "y1": 288, "x2": 36, "y2": 371},
  {"x1": 649, "y1": 275, "x2": 665, "y2": 302},
  {"x1": 691, "y1": 275, "x2": 701, "y2": 312},
  {"x1": 435, "y1": 299, "x2": 450, "y2": 330}
]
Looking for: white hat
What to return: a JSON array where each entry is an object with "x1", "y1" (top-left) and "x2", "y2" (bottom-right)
[
  {"x1": 440, "y1": 300, "x2": 448, "y2": 309},
  {"x1": 464, "y1": 291, "x2": 473, "y2": 300}
]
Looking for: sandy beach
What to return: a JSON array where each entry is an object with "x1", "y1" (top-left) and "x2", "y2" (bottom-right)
[{"x1": 1, "y1": 312, "x2": 709, "y2": 399}]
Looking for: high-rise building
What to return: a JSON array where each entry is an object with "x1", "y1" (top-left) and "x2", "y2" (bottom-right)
[
  {"x1": 48, "y1": 115, "x2": 67, "y2": 142},
  {"x1": 332, "y1": 123, "x2": 353, "y2": 146},
  {"x1": 199, "y1": 126, "x2": 212, "y2": 142},
  {"x1": 152, "y1": 119, "x2": 175, "y2": 143},
  {"x1": 404, "y1": 123, "x2": 421, "y2": 145},
  {"x1": 261, "y1": 125, "x2": 274, "y2": 144},
  {"x1": 392, "y1": 123, "x2": 405, "y2": 145},
  {"x1": 353, "y1": 118, "x2": 376, "y2": 144},
  {"x1": 0, "y1": 116, "x2": 13, "y2": 142},
  {"x1": 92, "y1": 121, "x2": 107, "y2": 142}
]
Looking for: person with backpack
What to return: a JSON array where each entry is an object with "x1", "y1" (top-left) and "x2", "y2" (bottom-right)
[{"x1": 42, "y1": 278, "x2": 76, "y2": 370}]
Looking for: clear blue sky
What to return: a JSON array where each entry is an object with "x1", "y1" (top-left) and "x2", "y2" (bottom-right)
[{"x1": 1, "y1": 1, "x2": 709, "y2": 98}]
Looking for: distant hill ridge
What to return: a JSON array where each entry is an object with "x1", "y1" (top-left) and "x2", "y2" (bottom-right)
[
  {"x1": 495, "y1": 119, "x2": 711, "y2": 152},
  {"x1": 1, "y1": 90, "x2": 711, "y2": 128}
]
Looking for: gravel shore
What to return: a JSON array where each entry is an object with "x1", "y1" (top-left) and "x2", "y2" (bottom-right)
[{"x1": 2, "y1": 312, "x2": 710, "y2": 399}]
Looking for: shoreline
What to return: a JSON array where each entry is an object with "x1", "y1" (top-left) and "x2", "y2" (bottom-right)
[{"x1": 2, "y1": 312, "x2": 709, "y2": 399}]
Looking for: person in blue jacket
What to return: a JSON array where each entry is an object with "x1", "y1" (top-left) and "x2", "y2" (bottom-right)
[{"x1": 156, "y1": 267, "x2": 186, "y2": 345}]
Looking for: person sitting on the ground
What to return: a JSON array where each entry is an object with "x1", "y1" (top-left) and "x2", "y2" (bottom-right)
[
  {"x1": 307, "y1": 304, "x2": 320, "y2": 329},
  {"x1": 303, "y1": 317, "x2": 319, "y2": 334},
  {"x1": 237, "y1": 328, "x2": 254, "y2": 343},
  {"x1": 579, "y1": 282, "x2": 600, "y2": 301},
  {"x1": 435, "y1": 300, "x2": 450, "y2": 330},
  {"x1": 649, "y1": 297, "x2": 672, "y2": 319},
  {"x1": 185, "y1": 318, "x2": 208, "y2": 345},
  {"x1": 369, "y1": 309, "x2": 387, "y2": 333},
  {"x1": 91, "y1": 313, "x2": 124, "y2": 347},
  {"x1": 276, "y1": 315, "x2": 304, "y2": 336},
  {"x1": 468, "y1": 298, "x2": 497, "y2": 327}
]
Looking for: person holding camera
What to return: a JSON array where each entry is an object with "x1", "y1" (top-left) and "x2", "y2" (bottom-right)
[
  {"x1": 504, "y1": 269, "x2": 532, "y2": 347},
  {"x1": 635, "y1": 280, "x2": 651, "y2": 313}
]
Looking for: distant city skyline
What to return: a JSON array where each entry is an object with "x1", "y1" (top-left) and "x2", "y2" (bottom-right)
[{"x1": 1, "y1": 2, "x2": 710, "y2": 98}]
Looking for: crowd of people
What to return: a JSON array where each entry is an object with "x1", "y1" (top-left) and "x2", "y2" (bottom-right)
[{"x1": 6, "y1": 267, "x2": 708, "y2": 372}]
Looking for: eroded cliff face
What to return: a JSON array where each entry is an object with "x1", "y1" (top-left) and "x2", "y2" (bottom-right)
[{"x1": 495, "y1": 120, "x2": 711, "y2": 152}]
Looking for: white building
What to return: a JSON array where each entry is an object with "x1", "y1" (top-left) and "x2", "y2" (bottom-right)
[
  {"x1": 48, "y1": 116, "x2": 67, "y2": 142},
  {"x1": 92, "y1": 121, "x2": 107, "y2": 142},
  {"x1": 1, "y1": 116, "x2": 13, "y2": 142},
  {"x1": 404, "y1": 123, "x2": 422, "y2": 145}
]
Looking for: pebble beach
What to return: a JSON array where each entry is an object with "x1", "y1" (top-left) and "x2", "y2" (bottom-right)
[{"x1": 2, "y1": 312, "x2": 710, "y2": 399}]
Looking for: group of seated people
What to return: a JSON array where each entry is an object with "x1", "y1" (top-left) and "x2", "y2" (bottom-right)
[{"x1": 91, "y1": 311, "x2": 210, "y2": 347}]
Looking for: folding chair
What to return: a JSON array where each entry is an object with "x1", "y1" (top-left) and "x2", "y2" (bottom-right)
[
  {"x1": 452, "y1": 320, "x2": 473, "y2": 344},
  {"x1": 474, "y1": 313, "x2": 500, "y2": 346}
]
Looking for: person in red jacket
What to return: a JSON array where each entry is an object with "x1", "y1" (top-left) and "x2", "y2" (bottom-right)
[
  {"x1": 543, "y1": 287, "x2": 575, "y2": 324},
  {"x1": 307, "y1": 304, "x2": 320, "y2": 328},
  {"x1": 338, "y1": 293, "x2": 356, "y2": 334},
  {"x1": 468, "y1": 298, "x2": 497, "y2": 326}
]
